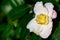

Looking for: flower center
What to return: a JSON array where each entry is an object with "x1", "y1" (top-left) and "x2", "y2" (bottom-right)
[{"x1": 36, "y1": 14, "x2": 49, "y2": 25}]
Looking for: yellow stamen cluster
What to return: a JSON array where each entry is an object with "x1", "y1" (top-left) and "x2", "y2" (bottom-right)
[{"x1": 36, "y1": 14, "x2": 49, "y2": 25}]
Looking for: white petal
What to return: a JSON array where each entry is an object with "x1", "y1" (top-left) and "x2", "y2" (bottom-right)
[
  {"x1": 39, "y1": 21, "x2": 53, "y2": 39},
  {"x1": 34, "y1": 1, "x2": 48, "y2": 16},
  {"x1": 27, "y1": 18, "x2": 40, "y2": 35},
  {"x1": 44, "y1": 3, "x2": 54, "y2": 17}
]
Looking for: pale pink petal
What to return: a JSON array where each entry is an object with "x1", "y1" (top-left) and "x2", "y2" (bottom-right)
[
  {"x1": 44, "y1": 3, "x2": 54, "y2": 17},
  {"x1": 27, "y1": 18, "x2": 40, "y2": 34},
  {"x1": 52, "y1": 10, "x2": 57, "y2": 19},
  {"x1": 39, "y1": 27, "x2": 52, "y2": 39},
  {"x1": 39, "y1": 21, "x2": 53, "y2": 39},
  {"x1": 34, "y1": 1, "x2": 48, "y2": 16}
]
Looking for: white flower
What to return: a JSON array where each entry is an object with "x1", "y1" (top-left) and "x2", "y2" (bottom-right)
[{"x1": 27, "y1": 1, "x2": 57, "y2": 39}]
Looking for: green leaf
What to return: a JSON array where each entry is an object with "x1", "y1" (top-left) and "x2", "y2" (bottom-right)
[
  {"x1": 30, "y1": 33, "x2": 42, "y2": 40},
  {"x1": 14, "y1": 26, "x2": 21, "y2": 37},
  {"x1": 19, "y1": 13, "x2": 34, "y2": 40},
  {"x1": 7, "y1": 4, "x2": 31, "y2": 21},
  {"x1": 0, "y1": 24, "x2": 7, "y2": 32},
  {"x1": 1, "y1": 0, "x2": 12, "y2": 13},
  {"x1": 15, "y1": 0, "x2": 25, "y2": 6},
  {"x1": 1, "y1": 0, "x2": 25, "y2": 14},
  {"x1": 51, "y1": 22, "x2": 60, "y2": 40},
  {"x1": 2, "y1": 23, "x2": 14, "y2": 38}
]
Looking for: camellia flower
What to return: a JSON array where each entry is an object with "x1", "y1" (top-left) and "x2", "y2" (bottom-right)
[{"x1": 27, "y1": 1, "x2": 57, "y2": 39}]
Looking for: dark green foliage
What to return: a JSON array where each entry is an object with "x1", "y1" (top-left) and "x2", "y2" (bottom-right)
[
  {"x1": 7, "y1": 4, "x2": 31, "y2": 21},
  {"x1": 51, "y1": 22, "x2": 60, "y2": 40}
]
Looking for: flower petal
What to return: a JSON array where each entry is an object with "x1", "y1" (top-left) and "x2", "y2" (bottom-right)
[
  {"x1": 52, "y1": 10, "x2": 57, "y2": 19},
  {"x1": 39, "y1": 21, "x2": 53, "y2": 39},
  {"x1": 34, "y1": 1, "x2": 48, "y2": 15},
  {"x1": 44, "y1": 3, "x2": 54, "y2": 17},
  {"x1": 27, "y1": 18, "x2": 40, "y2": 35}
]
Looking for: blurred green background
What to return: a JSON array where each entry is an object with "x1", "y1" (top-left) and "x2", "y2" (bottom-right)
[{"x1": 0, "y1": 0, "x2": 60, "y2": 40}]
